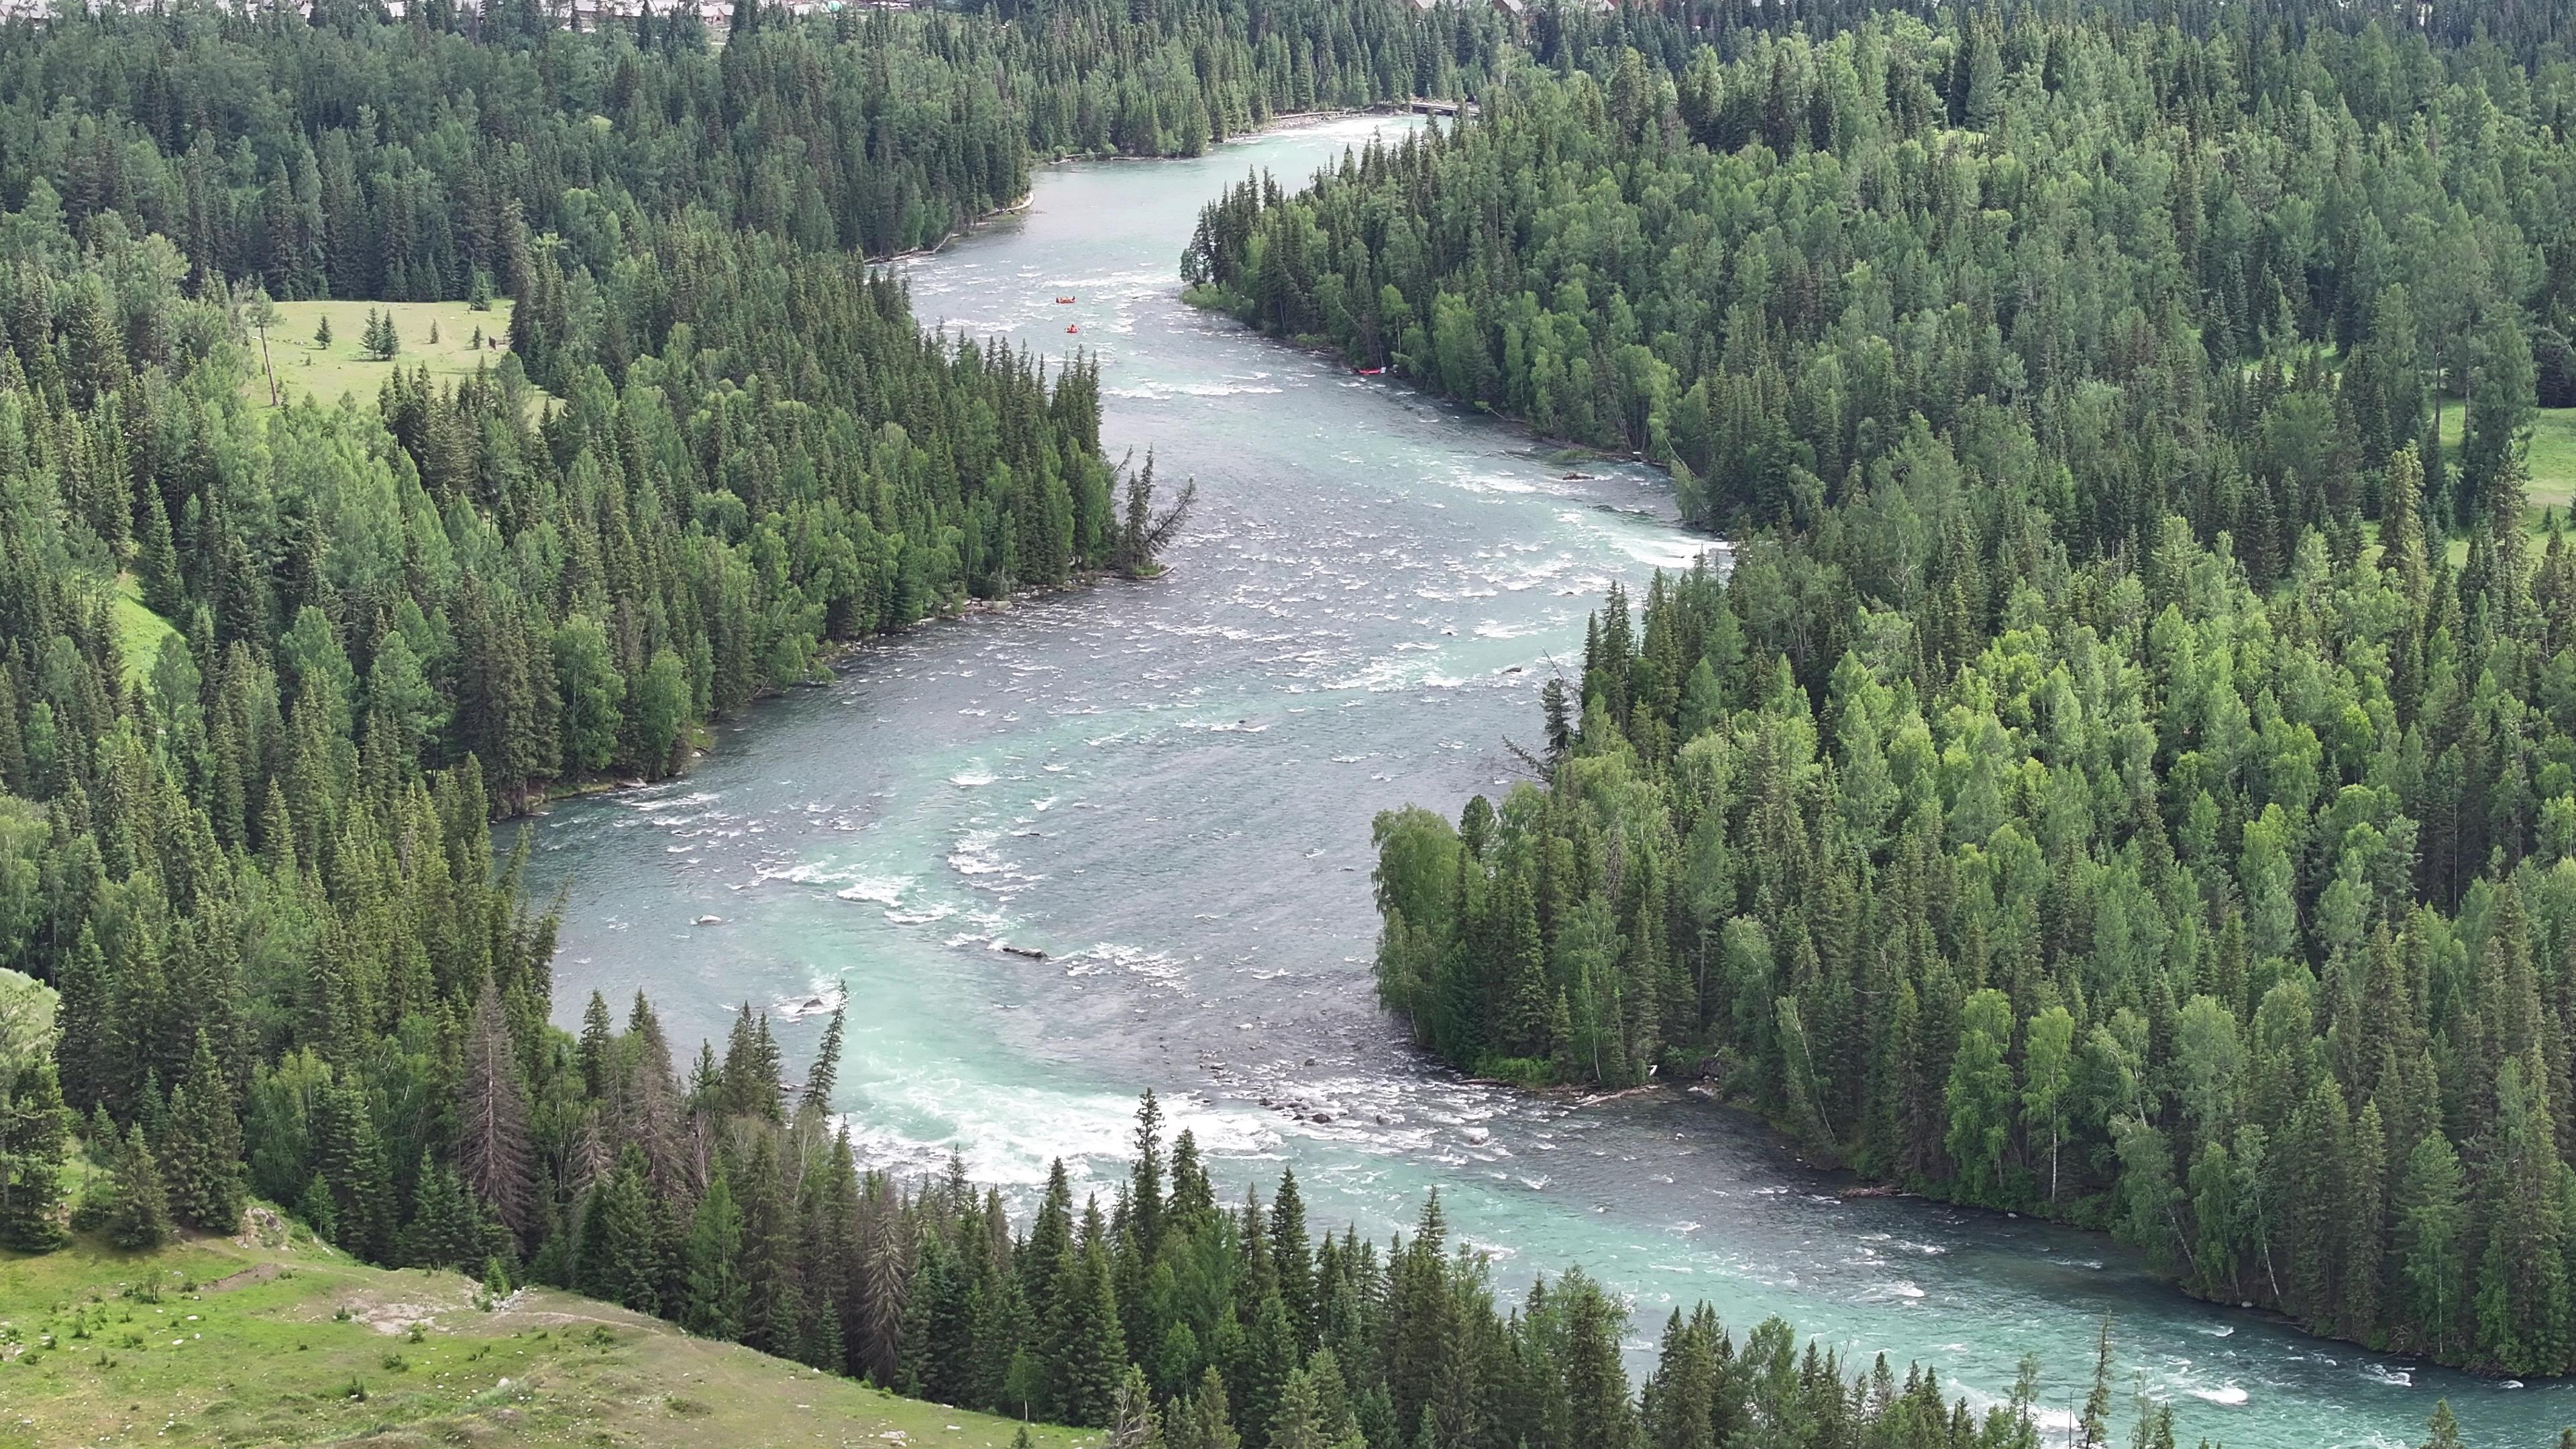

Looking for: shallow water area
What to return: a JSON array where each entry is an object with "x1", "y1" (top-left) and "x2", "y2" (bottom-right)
[{"x1": 520, "y1": 115, "x2": 2566, "y2": 1448}]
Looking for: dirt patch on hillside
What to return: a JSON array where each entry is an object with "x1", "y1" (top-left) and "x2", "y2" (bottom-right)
[{"x1": 205, "y1": 1262, "x2": 284, "y2": 1293}]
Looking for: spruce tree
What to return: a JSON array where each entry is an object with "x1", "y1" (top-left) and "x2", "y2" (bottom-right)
[
  {"x1": 1167, "y1": 1366, "x2": 1240, "y2": 1449},
  {"x1": 458, "y1": 975, "x2": 536, "y2": 1240},
  {"x1": 1128, "y1": 1089, "x2": 1165, "y2": 1260},
  {"x1": 577, "y1": 990, "x2": 614, "y2": 1099},
  {"x1": 0, "y1": 1059, "x2": 70, "y2": 1250},
  {"x1": 1053, "y1": 1235, "x2": 1126, "y2": 1426},
  {"x1": 297, "y1": 1171, "x2": 337, "y2": 1243},
  {"x1": 317, "y1": 1081, "x2": 394, "y2": 1263},
  {"x1": 2077, "y1": 1318, "x2": 2112, "y2": 1448},
  {"x1": 106, "y1": 1123, "x2": 174, "y2": 1250},
  {"x1": 1268, "y1": 1366, "x2": 1329, "y2": 1449},
  {"x1": 1107, "y1": 1364, "x2": 1161, "y2": 1448},
  {"x1": 684, "y1": 1171, "x2": 747, "y2": 1338},
  {"x1": 800, "y1": 1000, "x2": 846, "y2": 1116},
  {"x1": 162, "y1": 1030, "x2": 245, "y2": 1233},
  {"x1": 1271, "y1": 1167, "x2": 1314, "y2": 1348},
  {"x1": 576, "y1": 1150, "x2": 661, "y2": 1314}
]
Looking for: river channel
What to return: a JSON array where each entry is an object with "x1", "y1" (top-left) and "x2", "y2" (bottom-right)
[{"x1": 517, "y1": 115, "x2": 2560, "y2": 1448}]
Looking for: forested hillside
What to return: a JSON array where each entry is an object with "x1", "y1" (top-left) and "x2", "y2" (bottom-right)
[
  {"x1": 1, "y1": 0, "x2": 1511, "y2": 274},
  {"x1": 1189, "y1": 13, "x2": 2575, "y2": 544},
  {"x1": 0, "y1": 0, "x2": 1224, "y2": 1395},
  {"x1": 1322, "y1": 7, "x2": 2576, "y2": 1379},
  {"x1": 8, "y1": 0, "x2": 2576, "y2": 1436}
]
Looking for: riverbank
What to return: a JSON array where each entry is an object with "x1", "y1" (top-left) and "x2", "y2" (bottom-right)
[
  {"x1": 502, "y1": 111, "x2": 1405, "y2": 822},
  {"x1": 511, "y1": 115, "x2": 2569, "y2": 1447},
  {"x1": 879, "y1": 103, "x2": 1422, "y2": 267},
  {"x1": 1175, "y1": 285, "x2": 1701, "y2": 525}
]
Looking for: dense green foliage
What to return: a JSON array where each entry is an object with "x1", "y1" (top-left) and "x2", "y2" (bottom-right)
[
  {"x1": 1189, "y1": 13, "x2": 2576, "y2": 545},
  {"x1": 7, "y1": 0, "x2": 2576, "y2": 1437},
  {"x1": 0, "y1": 0, "x2": 1196, "y2": 1345},
  {"x1": 1334, "y1": 5, "x2": 2576, "y2": 1381},
  {"x1": 0, "y1": 0, "x2": 1507, "y2": 280}
]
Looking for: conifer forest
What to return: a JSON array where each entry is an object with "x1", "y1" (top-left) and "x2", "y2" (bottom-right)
[{"x1": 3, "y1": 0, "x2": 2576, "y2": 1446}]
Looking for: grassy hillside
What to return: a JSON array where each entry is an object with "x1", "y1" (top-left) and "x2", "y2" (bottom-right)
[
  {"x1": 109, "y1": 575, "x2": 180, "y2": 686},
  {"x1": 248, "y1": 300, "x2": 527, "y2": 412},
  {"x1": 0, "y1": 1218, "x2": 1089, "y2": 1449},
  {"x1": 2434, "y1": 398, "x2": 2576, "y2": 517}
]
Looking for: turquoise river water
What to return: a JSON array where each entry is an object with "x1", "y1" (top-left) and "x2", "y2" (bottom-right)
[{"x1": 517, "y1": 116, "x2": 2564, "y2": 1448}]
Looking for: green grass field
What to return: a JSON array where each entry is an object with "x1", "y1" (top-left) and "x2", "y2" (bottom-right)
[
  {"x1": 249, "y1": 299, "x2": 521, "y2": 412},
  {"x1": 108, "y1": 576, "x2": 179, "y2": 686},
  {"x1": 2434, "y1": 399, "x2": 2576, "y2": 517},
  {"x1": 2426, "y1": 401, "x2": 2576, "y2": 564},
  {"x1": 1, "y1": 1220, "x2": 1093, "y2": 1449}
]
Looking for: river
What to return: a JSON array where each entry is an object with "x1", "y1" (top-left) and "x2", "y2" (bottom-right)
[{"x1": 516, "y1": 115, "x2": 2560, "y2": 1448}]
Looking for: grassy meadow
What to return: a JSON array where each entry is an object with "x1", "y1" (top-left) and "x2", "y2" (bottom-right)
[
  {"x1": 2434, "y1": 398, "x2": 2576, "y2": 519},
  {"x1": 247, "y1": 299, "x2": 521, "y2": 412},
  {"x1": 0, "y1": 1218, "x2": 1091, "y2": 1449},
  {"x1": 109, "y1": 576, "x2": 180, "y2": 686}
]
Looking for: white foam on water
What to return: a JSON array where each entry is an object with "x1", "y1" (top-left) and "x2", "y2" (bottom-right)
[
  {"x1": 948, "y1": 832, "x2": 1006, "y2": 876},
  {"x1": 1947, "y1": 1381, "x2": 2080, "y2": 1443},
  {"x1": 949, "y1": 769, "x2": 998, "y2": 788},
  {"x1": 835, "y1": 875, "x2": 914, "y2": 906},
  {"x1": 2188, "y1": 1385, "x2": 2250, "y2": 1407},
  {"x1": 839, "y1": 1083, "x2": 1277, "y2": 1191},
  {"x1": 759, "y1": 861, "x2": 851, "y2": 887}
]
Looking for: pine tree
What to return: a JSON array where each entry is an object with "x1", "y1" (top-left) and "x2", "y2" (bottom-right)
[
  {"x1": 162, "y1": 1030, "x2": 244, "y2": 1233},
  {"x1": 2077, "y1": 1318, "x2": 2112, "y2": 1448},
  {"x1": 316, "y1": 1082, "x2": 394, "y2": 1263},
  {"x1": 576, "y1": 1149, "x2": 661, "y2": 1314},
  {"x1": 0, "y1": 1059, "x2": 70, "y2": 1250},
  {"x1": 1054, "y1": 1235, "x2": 1126, "y2": 1426},
  {"x1": 684, "y1": 1171, "x2": 747, "y2": 1338},
  {"x1": 361, "y1": 308, "x2": 401, "y2": 360},
  {"x1": 458, "y1": 975, "x2": 536, "y2": 1240},
  {"x1": 1128, "y1": 1089, "x2": 1165, "y2": 1260},
  {"x1": 800, "y1": 999, "x2": 846, "y2": 1116},
  {"x1": 2397, "y1": 1131, "x2": 2469, "y2": 1358},
  {"x1": 1167, "y1": 1366, "x2": 1241, "y2": 1449},
  {"x1": 297, "y1": 1171, "x2": 337, "y2": 1243},
  {"x1": 1271, "y1": 1167, "x2": 1314, "y2": 1348},
  {"x1": 577, "y1": 990, "x2": 614, "y2": 1100},
  {"x1": 1269, "y1": 1365, "x2": 1329, "y2": 1449},
  {"x1": 404, "y1": 1157, "x2": 490, "y2": 1271},
  {"x1": 1639, "y1": 1309, "x2": 1718, "y2": 1449},
  {"x1": 720, "y1": 1004, "x2": 785, "y2": 1122},
  {"x1": 2341, "y1": 1100, "x2": 2387, "y2": 1343},
  {"x1": 106, "y1": 1123, "x2": 174, "y2": 1250},
  {"x1": 1107, "y1": 1364, "x2": 1161, "y2": 1449}
]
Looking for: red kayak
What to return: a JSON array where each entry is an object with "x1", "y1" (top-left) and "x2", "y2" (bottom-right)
[
  {"x1": 1055, "y1": 296, "x2": 1076, "y2": 303},
  {"x1": 1356, "y1": 366, "x2": 1387, "y2": 376}
]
